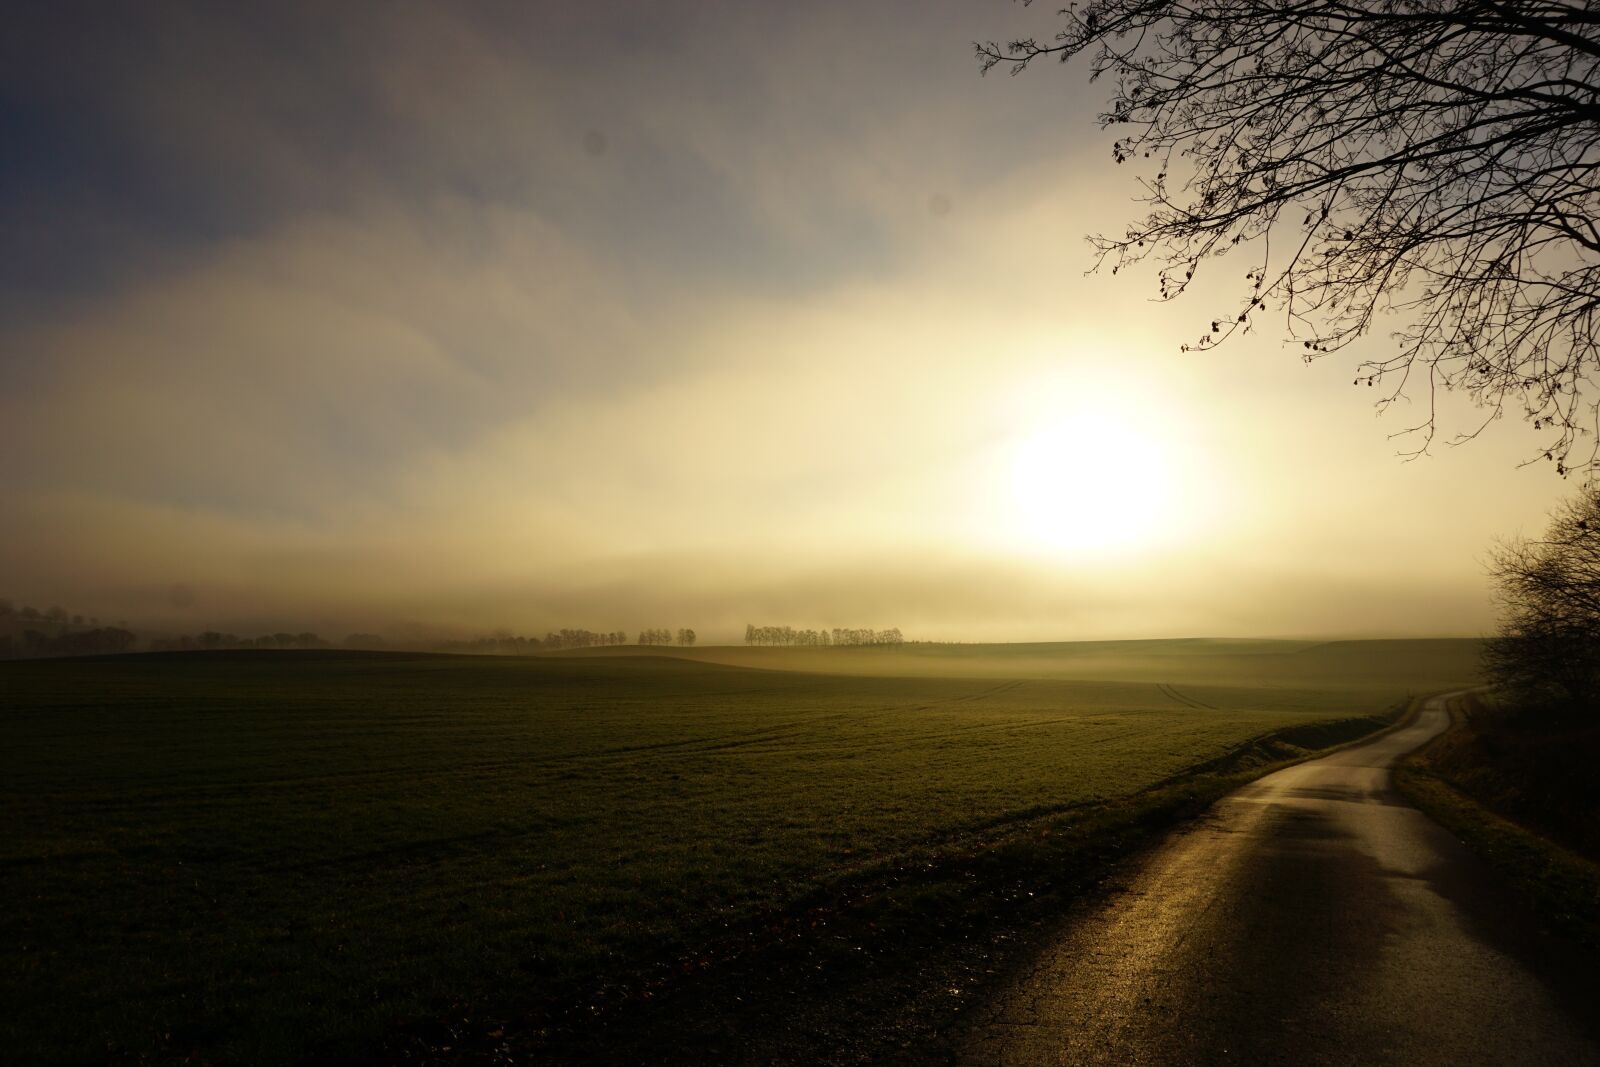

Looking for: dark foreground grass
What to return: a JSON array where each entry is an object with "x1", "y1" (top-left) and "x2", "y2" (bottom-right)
[
  {"x1": 434, "y1": 710, "x2": 1415, "y2": 1066},
  {"x1": 1, "y1": 645, "x2": 1476, "y2": 1064},
  {"x1": 1396, "y1": 693, "x2": 1600, "y2": 951}
]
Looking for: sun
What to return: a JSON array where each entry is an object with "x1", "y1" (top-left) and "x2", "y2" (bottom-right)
[{"x1": 1005, "y1": 413, "x2": 1176, "y2": 554}]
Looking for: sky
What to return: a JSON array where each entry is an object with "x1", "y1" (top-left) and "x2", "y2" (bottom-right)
[{"x1": 0, "y1": 1, "x2": 1576, "y2": 642}]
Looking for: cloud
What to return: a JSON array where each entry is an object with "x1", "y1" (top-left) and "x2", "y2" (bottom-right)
[{"x1": 0, "y1": 0, "x2": 1571, "y2": 641}]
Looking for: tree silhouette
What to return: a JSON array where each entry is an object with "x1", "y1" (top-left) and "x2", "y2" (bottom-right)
[
  {"x1": 981, "y1": 3, "x2": 1600, "y2": 469},
  {"x1": 1486, "y1": 490, "x2": 1600, "y2": 713},
  {"x1": 742, "y1": 624, "x2": 904, "y2": 647}
]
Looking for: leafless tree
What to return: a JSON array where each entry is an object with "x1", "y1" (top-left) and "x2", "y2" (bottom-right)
[
  {"x1": 981, "y1": 1, "x2": 1600, "y2": 470},
  {"x1": 1485, "y1": 490, "x2": 1600, "y2": 712}
]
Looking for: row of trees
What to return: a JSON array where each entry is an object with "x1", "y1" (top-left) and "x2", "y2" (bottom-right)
[
  {"x1": 428, "y1": 628, "x2": 701, "y2": 654},
  {"x1": 433, "y1": 629, "x2": 631, "y2": 655},
  {"x1": 0, "y1": 605, "x2": 706, "y2": 659},
  {"x1": 540, "y1": 629, "x2": 629, "y2": 650},
  {"x1": 744, "y1": 625, "x2": 904, "y2": 647},
  {"x1": 1, "y1": 627, "x2": 137, "y2": 659},
  {"x1": 637, "y1": 628, "x2": 696, "y2": 646},
  {"x1": 0, "y1": 599, "x2": 111, "y2": 630},
  {"x1": 147, "y1": 632, "x2": 331, "y2": 652}
]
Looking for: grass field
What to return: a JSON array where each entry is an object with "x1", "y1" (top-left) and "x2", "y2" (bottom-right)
[{"x1": 0, "y1": 640, "x2": 1479, "y2": 1064}]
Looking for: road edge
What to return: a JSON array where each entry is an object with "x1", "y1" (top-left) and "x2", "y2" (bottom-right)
[{"x1": 1393, "y1": 693, "x2": 1600, "y2": 951}]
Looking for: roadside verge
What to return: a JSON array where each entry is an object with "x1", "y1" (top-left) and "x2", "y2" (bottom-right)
[{"x1": 1394, "y1": 692, "x2": 1600, "y2": 952}]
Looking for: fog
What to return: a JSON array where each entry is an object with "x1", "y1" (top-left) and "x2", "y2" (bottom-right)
[{"x1": 0, "y1": 2, "x2": 1568, "y2": 642}]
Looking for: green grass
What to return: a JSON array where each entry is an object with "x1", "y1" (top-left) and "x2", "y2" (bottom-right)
[
  {"x1": 558, "y1": 636, "x2": 1480, "y2": 688},
  {"x1": 0, "y1": 641, "x2": 1479, "y2": 1064}
]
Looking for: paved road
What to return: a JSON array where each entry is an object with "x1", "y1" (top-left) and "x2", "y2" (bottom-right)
[{"x1": 952, "y1": 695, "x2": 1600, "y2": 1066}]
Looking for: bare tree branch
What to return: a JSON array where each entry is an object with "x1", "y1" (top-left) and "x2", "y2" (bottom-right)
[{"x1": 981, "y1": 0, "x2": 1600, "y2": 472}]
